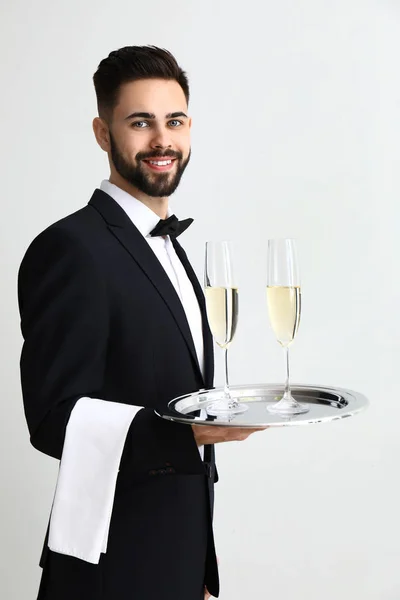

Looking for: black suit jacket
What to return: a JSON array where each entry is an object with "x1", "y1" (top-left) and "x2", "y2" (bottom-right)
[{"x1": 18, "y1": 189, "x2": 219, "y2": 600}]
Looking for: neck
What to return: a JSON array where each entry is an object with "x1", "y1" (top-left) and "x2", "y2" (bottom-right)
[{"x1": 109, "y1": 173, "x2": 169, "y2": 219}]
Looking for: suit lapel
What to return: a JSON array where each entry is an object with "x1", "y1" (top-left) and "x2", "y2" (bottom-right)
[
  {"x1": 173, "y1": 240, "x2": 214, "y2": 389},
  {"x1": 89, "y1": 189, "x2": 203, "y2": 381}
]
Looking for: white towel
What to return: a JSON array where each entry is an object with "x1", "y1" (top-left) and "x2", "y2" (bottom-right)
[{"x1": 48, "y1": 397, "x2": 141, "y2": 564}]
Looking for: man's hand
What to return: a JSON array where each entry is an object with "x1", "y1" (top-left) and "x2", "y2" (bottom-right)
[{"x1": 192, "y1": 424, "x2": 267, "y2": 447}]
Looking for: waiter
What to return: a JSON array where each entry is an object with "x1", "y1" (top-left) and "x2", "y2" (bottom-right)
[{"x1": 18, "y1": 45, "x2": 263, "y2": 600}]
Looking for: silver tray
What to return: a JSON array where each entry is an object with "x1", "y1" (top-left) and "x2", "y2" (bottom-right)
[{"x1": 155, "y1": 384, "x2": 369, "y2": 427}]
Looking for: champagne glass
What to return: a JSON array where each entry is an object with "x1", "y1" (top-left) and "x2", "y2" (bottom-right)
[
  {"x1": 204, "y1": 241, "x2": 248, "y2": 416},
  {"x1": 266, "y1": 239, "x2": 309, "y2": 415}
]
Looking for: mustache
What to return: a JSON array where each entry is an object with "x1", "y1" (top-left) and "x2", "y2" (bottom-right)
[{"x1": 136, "y1": 150, "x2": 183, "y2": 161}]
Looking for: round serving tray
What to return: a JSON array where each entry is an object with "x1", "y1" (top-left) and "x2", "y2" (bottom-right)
[{"x1": 155, "y1": 383, "x2": 369, "y2": 427}]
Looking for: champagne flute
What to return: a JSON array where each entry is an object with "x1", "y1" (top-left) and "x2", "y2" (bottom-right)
[
  {"x1": 204, "y1": 241, "x2": 248, "y2": 416},
  {"x1": 266, "y1": 239, "x2": 309, "y2": 415}
]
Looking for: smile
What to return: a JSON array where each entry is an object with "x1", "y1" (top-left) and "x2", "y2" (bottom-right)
[
  {"x1": 142, "y1": 158, "x2": 177, "y2": 172},
  {"x1": 150, "y1": 160, "x2": 172, "y2": 166}
]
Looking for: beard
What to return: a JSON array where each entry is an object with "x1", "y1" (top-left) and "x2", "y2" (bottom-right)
[{"x1": 109, "y1": 133, "x2": 191, "y2": 198}]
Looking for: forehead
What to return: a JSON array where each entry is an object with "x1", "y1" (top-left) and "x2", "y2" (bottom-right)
[{"x1": 114, "y1": 79, "x2": 188, "y2": 119}]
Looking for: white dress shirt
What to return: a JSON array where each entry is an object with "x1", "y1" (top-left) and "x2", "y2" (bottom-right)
[{"x1": 48, "y1": 181, "x2": 205, "y2": 564}]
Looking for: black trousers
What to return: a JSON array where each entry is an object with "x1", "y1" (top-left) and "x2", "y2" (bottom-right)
[{"x1": 37, "y1": 474, "x2": 210, "y2": 600}]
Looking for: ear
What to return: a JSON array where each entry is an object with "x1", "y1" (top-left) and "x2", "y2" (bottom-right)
[{"x1": 92, "y1": 117, "x2": 110, "y2": 152}]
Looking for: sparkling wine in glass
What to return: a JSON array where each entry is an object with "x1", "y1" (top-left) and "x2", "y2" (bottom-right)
[
  {"x1": 204, "y1": 241, "x2": 248, "y2": 416},
  {"x1": 266, "y1": 239, "x2": 309, "y2": 415}
]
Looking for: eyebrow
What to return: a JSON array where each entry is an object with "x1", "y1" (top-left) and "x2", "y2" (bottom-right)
[{"x1": 124, "y1": 111, "x2": 188, "y2": 121}]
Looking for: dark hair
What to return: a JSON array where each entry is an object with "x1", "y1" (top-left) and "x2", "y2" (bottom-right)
[{"x1": 93, "y1": 45, "x2": 190, "y2": 121}]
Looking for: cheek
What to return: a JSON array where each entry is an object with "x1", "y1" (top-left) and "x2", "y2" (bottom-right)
[
  {"x1": 177, "y1": 131, "x2": 191, "y2": 156},
  {"x1": 122, "y1": 138, "x2": 140, "y2": 159},
  {"x1": 119, "y1": 130, "x2": 147, "y2": 159}
]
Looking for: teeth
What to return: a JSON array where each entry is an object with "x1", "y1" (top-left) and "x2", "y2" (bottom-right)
[{"x1": 149, "y1": 160, "x2": 172, "y2": 166}]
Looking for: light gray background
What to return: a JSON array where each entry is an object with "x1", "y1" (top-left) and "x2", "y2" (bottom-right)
[{"x1": 1, "y1": 0, "x2": 398, "y2": 598}]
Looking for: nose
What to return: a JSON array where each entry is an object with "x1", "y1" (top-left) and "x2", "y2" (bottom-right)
[{"x1": 150, "y1": 126, "x2": 172, "y2": 150}]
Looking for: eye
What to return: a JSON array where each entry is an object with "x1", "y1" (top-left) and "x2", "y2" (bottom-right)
[
  {"x1": 131, "y1": 121, "x2": 149, "y2": 129},
  {"x1": 168, "y1": 120, "x2": 183, "y2": 128}
]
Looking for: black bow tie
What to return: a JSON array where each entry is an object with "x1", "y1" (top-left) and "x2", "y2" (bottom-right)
[{"x1": 149, "y1": 215, "x2": 193, "y2": 240}]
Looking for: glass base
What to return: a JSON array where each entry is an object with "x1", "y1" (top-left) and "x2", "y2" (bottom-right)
[
  {"x1": 206, "y1": 399, "x2": 248, "y2": 417},
  {"x1": 266, "y1": 394, "x2": 309, "y2": 416}
]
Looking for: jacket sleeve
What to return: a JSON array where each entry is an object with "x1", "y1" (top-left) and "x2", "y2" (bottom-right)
[
  {"x1": 18, "y1": 225, "x2": 110, "y2": 459},
  {"x1": 18, "y1": 225, "x2": 203, "y2": 474}
]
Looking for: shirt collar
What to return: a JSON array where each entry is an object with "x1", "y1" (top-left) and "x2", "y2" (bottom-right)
[{"x1": 99, "y1": 180, "x2": 172, "y2": 238}]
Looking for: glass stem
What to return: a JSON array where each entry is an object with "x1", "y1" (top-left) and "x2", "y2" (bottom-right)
[
  {"x1": 223, "y1": 347, "x2": 231, "y2": 400},
  {"x1": 283, "y1": 345, "x2": 291, "y2": 400}
]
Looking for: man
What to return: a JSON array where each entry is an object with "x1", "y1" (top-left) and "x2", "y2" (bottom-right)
[{"x1": 18, "y1": 45, "x2": 262, "y2": 600}]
